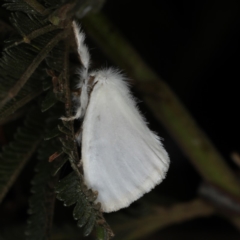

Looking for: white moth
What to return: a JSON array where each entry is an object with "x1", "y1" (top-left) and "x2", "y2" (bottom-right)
[{"x1": 63, "y1": 21, "x2": 170, "y2": 212}]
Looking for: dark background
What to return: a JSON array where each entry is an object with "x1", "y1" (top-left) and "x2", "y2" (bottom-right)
[
  {"x1": 1, "y1": 0, "x2": 240, "y2": 239},
  {"x1": 103, "y1": 0, "x2": 240, "y2": 157},
  {"x1": 101, "y1": 0, "x2": 240, "y2": 239}
]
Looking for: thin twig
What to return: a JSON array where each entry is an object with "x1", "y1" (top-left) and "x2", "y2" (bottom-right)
[
  {"x1": 5, "y1": 24, "x2": 61, "y2": 50},
  {"x1": 0, "y1": 30, "x2": 67, "y2": 110},
  {"x1": 113, "y1": 199, "x2": 215, "y2": 240}
]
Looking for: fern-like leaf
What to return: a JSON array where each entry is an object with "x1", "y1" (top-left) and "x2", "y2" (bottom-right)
[
  {"x1": 56, "y1": 172, "x2": 104, "y2": 237},
  {"x1": 25, "y1": 118, "x2": 61, "y2": 240},
  {"x1": 3, "y1": 0, "x2": 41, "y2": 14},
  {"x1": 1, "y1": 0, "x2": 113, "y2": 238},
  {"x1": 0, "y1": 107, "x2": 45, "y2": 203},
  {"x1": 0, "y1": 2, "x2": 66, "y2": 117}
]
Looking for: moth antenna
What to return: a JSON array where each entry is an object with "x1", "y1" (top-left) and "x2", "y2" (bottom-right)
[
  {"x1": 72, "y1": 21, "x2": 90, "y2": 70},
  {"x1": 61, "y1": 22, "x2": 91, "y2": 122}
]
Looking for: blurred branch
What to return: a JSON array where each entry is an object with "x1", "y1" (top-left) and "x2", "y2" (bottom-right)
[
  {"x1": 231, "y1": 152, "x2": 240, "y2": 168},
  {"x1": 82, "y1": 12, "x2": 240, "y2": 199},
  {"x1": 199, "y1": 182, "x2": 240, "y2": 214},
  {"x1": 113, "y1": 199, "x2": 214, "y2": 240}
]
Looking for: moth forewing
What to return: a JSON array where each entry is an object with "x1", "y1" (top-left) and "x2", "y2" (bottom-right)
[{"x1": 80, "y1": 69, "x2": 170, "y2": 212}]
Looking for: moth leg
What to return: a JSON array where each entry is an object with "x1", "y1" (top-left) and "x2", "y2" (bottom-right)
[
  {"x1": 60, "y1": 115, "x2": 78, "y2": 121},
  {"x1": 77, "y1": 159, "x2": 83, "y2": 168},
  {"x1": 60, "y1": 88, "x2": 83, "y2": 121},
  {"x1": 60, "y1": 106, "x2": 84, "y2": 121}
]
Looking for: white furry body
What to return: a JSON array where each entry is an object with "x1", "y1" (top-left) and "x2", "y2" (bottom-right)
[
  {"x1": 82, "y1": 69, "x2": 169, "y2": 212},
  {"x1": 65, "y1": 22, "x2": 170, "y2": 212}
]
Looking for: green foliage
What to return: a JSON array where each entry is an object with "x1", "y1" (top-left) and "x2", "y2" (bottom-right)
[
  {"x1": 41, "y1": 90, "x2": 58, "y2": 112},
  {"x1": 3, "y1": 0, "x2": 40, "y2": 14},
  {"x1": 56, "y1": 171, "x2": 113, "y2": 238},
  {"x1": 54, "y1": 116, "x2": 113, "y2": 238},
  {"x1": 0, "y1": 0, "x2": 113, "y2": 238},
  {"x1": 0, "y1": 107, "x2": 45, "y2": 203},
  {"x1": 25, "y1": 134, "x2": 60, "y2": 240},
  {"x1": 56, "y1": 172, "x2": 98, "y2": 236},
  {"x1": 0, "y1": 1, "x2": 64, "y2": 118}
]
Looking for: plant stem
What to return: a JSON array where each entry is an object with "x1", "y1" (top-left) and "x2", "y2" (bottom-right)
[
  {"x1": 0, "y1": 31, "x2": 66, "y2": 110},
  {"x1": 5, "y1": 24, "x2": 61, "y2": 50}
]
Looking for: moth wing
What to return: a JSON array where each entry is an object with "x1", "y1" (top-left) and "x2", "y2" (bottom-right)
[{"x1": 81, "y1": 69, "x2": 170, "y2": 212}]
